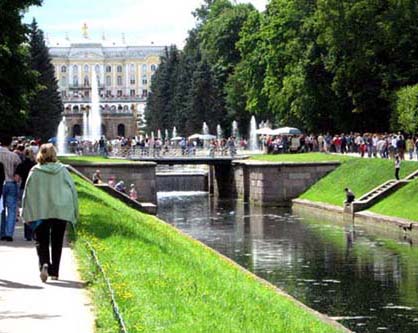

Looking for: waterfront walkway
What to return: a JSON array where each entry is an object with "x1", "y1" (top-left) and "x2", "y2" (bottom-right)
[{"x1": 0, "y1": 224, "x2": 94, "y2": 333}]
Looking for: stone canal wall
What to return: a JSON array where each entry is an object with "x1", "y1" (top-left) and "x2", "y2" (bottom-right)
[
  {"x1": 231, "y1": 161, "x2": 340, "y2": 206},
  {"x1": 72, "y1": 162, "x2": 157, "y2": 204}
]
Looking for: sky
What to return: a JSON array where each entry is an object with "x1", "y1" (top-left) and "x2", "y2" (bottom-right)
[{"x1": 24, "y1": 0, "x2": 268, "y2": 47}]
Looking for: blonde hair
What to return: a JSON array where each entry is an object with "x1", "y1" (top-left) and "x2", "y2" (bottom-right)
[{"x1": 36, "y1": 143, "x2": 58, "y2": 164}]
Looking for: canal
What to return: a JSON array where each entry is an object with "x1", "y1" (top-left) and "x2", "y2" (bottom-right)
[{"x1": 157, "y1": 192, "x2": 418, "y2": 333}]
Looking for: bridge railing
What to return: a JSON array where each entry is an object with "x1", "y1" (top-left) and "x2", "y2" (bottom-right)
[{"x1": 107, "y1": 146, "x2": 244, "y2": 159}]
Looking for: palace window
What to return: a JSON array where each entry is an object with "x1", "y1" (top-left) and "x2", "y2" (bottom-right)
[
  {"x1": 84, "y1": 64, "x2": 89, "y2": 72},
  {"x1": 106, "y1": 75, "x2": 111, "y2": 86},
  {"x1": 73, "y1": 75, "x2": 79, "y2": 86},
  {"x1": 130, "y1": 89, "x2": 135, "y2": 97},
  {"x1": 117, "y1": 76, "x2": 122, "y2": 86},
  {"x1": 61, "y1": 76, "x2": 66, "y2": 85},
  {"x1": 130, "y1": 76, "x2": 135, "y2": 85},
  {"x1": 130, "y1": 64, "x2": 135, "y2": 72},
  {"x1": 142, "y1": 89, "x2": 148, "y2": 97},
  {"x1": 106, "y1": 90, "x2": 111, "y2": 97},
  {"x1": 61, "y1": 90, "x2": 67, "y2": 98},
  {"x1": 151, "y1": 64, "x2": 157, "y2": 72},
  {"x1": 106, "y1": 65, "x2": 112, "y2": 73},
  {"x1": 117, "y1": 90, "x2": 123, "y2": 97},
  {"x1": 95, "y1": 64, "x2": 100, "y2": 73},
  {"x1": 73, "y1": 65, "x2": 78, "y2": 73},
  {"x1": 117, "y1": 65, "x2": 123, "y2": 73},
  {"x1": 84, "y1": 76, "x2": 89, "y2": 86},
  {"x1": 142, "y1": 75, "x2": 147, "y2": 85},
  {"x1": 61, "y1": 65, "x2": 67, "y2": 73},
  {"x1": 142, "y1": 64, "x2": 147, "y2": 72}
]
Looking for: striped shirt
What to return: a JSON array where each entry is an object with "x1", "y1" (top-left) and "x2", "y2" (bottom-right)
[{"x1": 0, "y1": 147, "x2": 21, "y2": 182}]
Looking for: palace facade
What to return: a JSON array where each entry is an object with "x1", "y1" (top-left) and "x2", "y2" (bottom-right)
[{"x1": 49, "y1": 35, "x2": 164, "y2": 139}]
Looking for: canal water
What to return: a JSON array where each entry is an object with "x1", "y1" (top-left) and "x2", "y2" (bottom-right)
[{"x1": 157, "y1": 192, "x2": 418, "y2": 333}]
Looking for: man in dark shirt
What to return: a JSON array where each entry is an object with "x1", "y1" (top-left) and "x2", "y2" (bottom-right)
[{"x1": 344, "y1": 188, "x2": 355, "y2": 205}]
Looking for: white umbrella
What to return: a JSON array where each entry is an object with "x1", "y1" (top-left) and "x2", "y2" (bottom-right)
[
  {"x1": 188, "y1": 134, "x2": 216, "y2": 140},
  {"x1": 170, "y1": 136, "x2": 184, "y2": 141},
  {"x1": 255, "y1": 128, "x2": 276, "y2": 135},
  {"x1": 272, "y1": 127, "x2": 302, "y2": 135}
]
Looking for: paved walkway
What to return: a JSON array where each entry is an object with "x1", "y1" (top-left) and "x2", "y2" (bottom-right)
[{"x1": 0, "y1": 223, "x2": 94, "y2": 333}]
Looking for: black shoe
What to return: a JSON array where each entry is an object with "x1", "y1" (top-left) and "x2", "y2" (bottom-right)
[
  {"x1": 0, "y1": 236, "x2": 6, "y2": 241},
  {"x1": 5, "y1": 236, "x2": 13, "y2": 242}
]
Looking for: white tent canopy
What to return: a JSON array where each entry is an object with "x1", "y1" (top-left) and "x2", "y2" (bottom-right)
[{"x1": 188, "y1": 134, "x2": 216, "y2": 140}]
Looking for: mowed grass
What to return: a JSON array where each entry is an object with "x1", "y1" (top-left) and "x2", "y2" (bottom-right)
[
  {"x1": 251, "y1": 152, "x2": 351, "y2": 163},
  {"x1": 59, "y1": 155, "x2": 131, "y2": 164},
  {"x1": 72, "y1": 175, "x2": 345, "y2": 333},
  {"x1": 370, "y1": 179, "x2": 418, "y2": 222},
  {"x1": 299, "y1": 159, "x2": 418, "y2": 206}
]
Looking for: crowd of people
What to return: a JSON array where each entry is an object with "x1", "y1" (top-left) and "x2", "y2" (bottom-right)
[
  {"x1": 262, "y1": 132, "x2": 418, "y2": 160},
  {"x1": 92, "y1": 169, "x2": 138, "y2": 201},
  {"x1": 68, "y1": 135, "x2": 247, "y2": 158}
]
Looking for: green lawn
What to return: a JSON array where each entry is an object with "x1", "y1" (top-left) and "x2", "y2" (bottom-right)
[
  {"x1": 299, "y1": 158, "x2": 418, "y2": 206},
  {"x1": 59, "y1": 155, "x2": 131, "y2": 164},
  {"x1": 251, "y1": 152, "x2": 351, "y2": 163},
  {"x1": 369, "y1": 179, "x2": 418, "y2": 222},
  {"x1": 72, "y1": 175, "x2": 345, "y2": 333}
]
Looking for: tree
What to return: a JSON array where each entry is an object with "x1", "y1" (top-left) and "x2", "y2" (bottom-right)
[
  {"x1": 393, "y1": 85, "x2": 418, "y2": 134},
  {"x1": 27, "y1": 19, "x2": 63, "y2": 141},
  {"x1": 0, "y1": 0, "x2": 42, "y2": 137}
]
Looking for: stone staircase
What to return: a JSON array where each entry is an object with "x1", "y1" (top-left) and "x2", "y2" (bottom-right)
[
  {"x1": 351, "y1": 180, "x2": 405, "y2": 212},
  {"x1": 350, "y1": 169, "x2": 418, "y2": 213}
]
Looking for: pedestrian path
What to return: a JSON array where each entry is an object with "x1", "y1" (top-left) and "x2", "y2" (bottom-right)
[{"x1": 0, "y1": 224, "x2": 94, "y2": 333}]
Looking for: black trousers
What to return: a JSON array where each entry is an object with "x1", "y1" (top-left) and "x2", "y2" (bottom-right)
[
  {"x1": 34, "y1": 219, "x2": 67, "y2": 277},
  {"x1": 395, "y1": 167, "x2": 400, "y2": 180}
]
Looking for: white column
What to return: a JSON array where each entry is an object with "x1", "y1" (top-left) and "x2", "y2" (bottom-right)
[
  {"x1": 69, "y1": 63, "x2": 73, "y2": 86},
  {"x1": 125, "y1": 64, "x2": 129, "y2": 95}
]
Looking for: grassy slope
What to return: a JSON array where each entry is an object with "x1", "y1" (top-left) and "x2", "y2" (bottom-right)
[
  {"x1": 73, "y1": 175, "x2": 344, "y2": 333},
  {"x1": 59, "y1": 156, "x2": 131, "y2": 164},
  {"x1": 299, "y1": 159, "x2": 418, "y2": 206},
  {"x1": 251, "y1": 152, "x2": 352, "y2": 162},
  {"x1": 369, "y1": 179, "x2": 418, "y2": 221}
]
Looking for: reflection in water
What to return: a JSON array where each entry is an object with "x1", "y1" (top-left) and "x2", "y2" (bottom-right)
[{"x1": 157, "y1": 193, "x2": 418, "y2": 333}]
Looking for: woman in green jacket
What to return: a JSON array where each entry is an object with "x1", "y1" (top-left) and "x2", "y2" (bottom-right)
[{"x1": 22, "y1": 143, "x2": 78, "y2": 282}]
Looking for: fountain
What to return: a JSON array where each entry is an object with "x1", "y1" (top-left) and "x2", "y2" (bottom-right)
[
  {"x1": 157, "y1": 129, "x2": 162, "y2": 139},
  {"x1": 57, "y1": 117, "x2": 67, "y2": 155},
  {"x1": 172, "y1": 126, "x2": 177, "y2": 139},
  {"x1": 83, "y1": 110, "x2": 88, "y2": 139},
  {"x1": 249, "y1": 116, "x2": 259, "y2": 151},
  {"x1": 216, "y1": 124, "x2": 223, "y2": 140},
  {"x1": 87, "y1": 75, "x2": 102, "y2": 141},
  {"x1": 202, "y1": 122, "x2": 209, "y2": 136},
  {"x1": 232, "y1": 120, "x2": 239, "y2": 139},
  {"x1": 165, "y1": 129, "x2": 169, "y2": 141}
]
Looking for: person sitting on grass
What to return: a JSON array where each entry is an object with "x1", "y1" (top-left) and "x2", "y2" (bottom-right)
[
  {"x1": 344, "y1": 188, "x2": 355, "y2": 205},
  {"x1": 115, "y1": 180, "x2": 127, "y2": 193}
]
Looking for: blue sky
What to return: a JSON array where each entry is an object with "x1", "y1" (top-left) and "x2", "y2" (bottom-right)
[{"x1": 24, "y1": 0, "x2": 268, "y2": 47}]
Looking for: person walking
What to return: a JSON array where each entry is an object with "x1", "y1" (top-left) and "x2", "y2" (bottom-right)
[
  {"x1": 0, "y1": 136, "x2": 22, "y2": 241},
  {"x1": 22, "y1": 144, "x2": 78, "y2": 282},
  {"x1": 395, "y1": 154, "x2": 401, "y2": 180},
  {"x1": 15, "y1": 148, "x2": 37, "y2": 241}
]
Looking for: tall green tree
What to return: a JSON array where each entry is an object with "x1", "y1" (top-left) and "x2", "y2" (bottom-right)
[
  {"x1": 0, "y1": 0, "x2": 42, "y2": 137},
  {"x1": 145, "y1": 46, "x2": 181, "y2": 133},
  {"x1": 392, "y1": 85, "x2": 418, "y2": 134},
  {"x1": 27, "y1": 19, "x2": 63, "y2": 141}
]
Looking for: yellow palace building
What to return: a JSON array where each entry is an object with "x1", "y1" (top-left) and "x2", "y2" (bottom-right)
[{"x1": 48, "y1": 24, "x2": 165, "y2": 139}]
